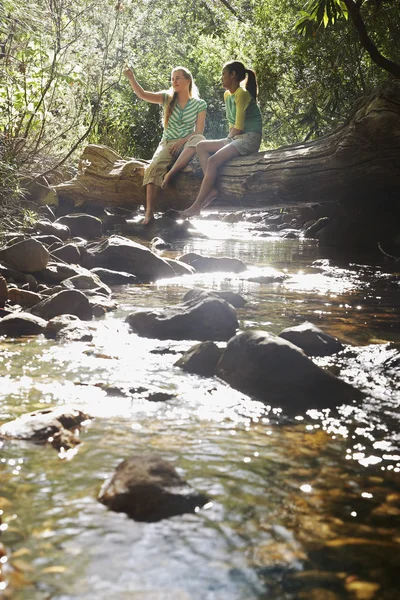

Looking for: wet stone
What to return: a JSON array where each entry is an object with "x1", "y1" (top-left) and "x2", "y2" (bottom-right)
[
  {"x1": 217, "y1": 330, "x2": 363, "y2": 410},
  {"x1": 98, "y1": 454, "x2": 209, "y2": 522},
  {"x1": 126, "y1": 295, "x2": 238, "y2": 341},
  {"x1": 45, "y1": 314, "x2": 81, "y2": 338},
  {"x1": 279, "y1": 321, "x2": 344, "y2": 357},
  {"x1": 175, "y1": 341, "x2": 223, "y2": 377},
  {"x1": 177, "y1": 252, "x2": 247, "y2": 274},
  {"x1": 0, "y1": 406, "x2": 90, "y2": 451}
]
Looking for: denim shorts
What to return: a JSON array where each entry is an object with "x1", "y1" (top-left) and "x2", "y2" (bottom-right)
[{"x1": 222, "y1": 131, "x2": 262, "y2": 155}]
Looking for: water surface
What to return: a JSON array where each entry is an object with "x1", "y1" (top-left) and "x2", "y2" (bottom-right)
[{"x1": 0, "y1": 217, "x2": 399, "y2": 599}]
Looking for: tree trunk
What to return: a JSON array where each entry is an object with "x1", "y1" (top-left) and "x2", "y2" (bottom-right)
[{"x1": 52, "y1": 81, "x2": 400, "y2": 212}]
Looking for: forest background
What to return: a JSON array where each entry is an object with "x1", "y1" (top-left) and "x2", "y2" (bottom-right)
[{"x1": 1, "y1": 0, "x2": 399, "y2": 219}]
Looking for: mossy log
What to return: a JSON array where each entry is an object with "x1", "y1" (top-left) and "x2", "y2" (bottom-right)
[{"x1": 52, "y1": 81, "x2": 400, "y2": 212}]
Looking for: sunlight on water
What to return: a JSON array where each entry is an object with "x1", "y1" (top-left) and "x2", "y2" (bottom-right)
[{"x1": 0, "y1": 233, "x2": 399, "y2": 599}]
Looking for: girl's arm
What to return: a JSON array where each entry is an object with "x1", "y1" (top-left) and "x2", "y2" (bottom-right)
[
  {"x1": 228, "y1": 126, "x2": 244, "y2": 138},
  {"x1": 194, "y1": 110, "x2": 206, "y2": 135},
  {"x1": 228, "y1": 90, "x2": 250, "y2": 137},
  {"x1": 123, "y1": 68, "x2": 164, "y2": 104}
]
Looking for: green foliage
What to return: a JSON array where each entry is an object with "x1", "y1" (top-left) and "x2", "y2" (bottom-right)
[
  {"x1": 295, "y1": 1, "x2": 348, "y2": 36},
  {"x1": 0, "y1": 0, "x2": 399, "y2": 208}
]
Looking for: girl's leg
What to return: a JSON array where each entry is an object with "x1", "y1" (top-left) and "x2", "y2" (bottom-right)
[
  {"x1": 143, "y1": 183, "x2": 159, "y2": 225},
  {"x1": 161, "y1": 147, "x2": 196, "y2": 189},
  {"x1": 182, "y1": 143, "x2": 240, "y2": 217},
  {"x1": 196, "y1": 139, "x2": 227, "y2": 174}
]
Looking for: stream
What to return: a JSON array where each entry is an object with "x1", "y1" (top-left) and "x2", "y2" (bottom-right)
[{"x1": 0, "y1": 216, "x2": 399, "y2": 599}]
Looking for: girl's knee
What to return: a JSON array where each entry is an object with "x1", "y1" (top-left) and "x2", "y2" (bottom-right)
[{"x1": 196, "y1": 140, "x2": 208, "y2": 153}]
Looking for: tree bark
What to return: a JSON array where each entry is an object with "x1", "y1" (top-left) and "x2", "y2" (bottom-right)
[{"x1": 52, "y1": 81, "x2": 400, "y2": 212}]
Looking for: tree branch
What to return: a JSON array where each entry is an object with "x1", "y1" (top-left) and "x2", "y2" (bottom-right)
[{"x1": 343, "y1": 0, "x2": 400, "y2": 79}]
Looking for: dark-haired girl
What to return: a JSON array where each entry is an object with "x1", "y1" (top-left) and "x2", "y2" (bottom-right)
[
  {"x1": 124, "y1": 66, "x2": 207, "y2": 224},
  {"x1": 182, "y1": 61, "x2": 262, "y2": 217}
]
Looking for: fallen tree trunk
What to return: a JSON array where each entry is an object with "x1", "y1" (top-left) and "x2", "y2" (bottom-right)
[{"x1": 53, "y1": 81, "x2": 400, "y2": 213}]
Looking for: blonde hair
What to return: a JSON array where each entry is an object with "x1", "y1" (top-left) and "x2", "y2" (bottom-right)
[{"x1": 164, "y1": 66, "x2": 199, "y2": 127}]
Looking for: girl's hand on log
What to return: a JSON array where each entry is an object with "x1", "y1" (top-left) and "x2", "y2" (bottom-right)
[{"x1": 169, "y1": 140, "x2": 184, "y2": 156}]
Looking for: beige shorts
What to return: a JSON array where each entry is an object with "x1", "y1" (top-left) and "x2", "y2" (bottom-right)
[
  {"x1": 222, "y1": 131, "x2": 262, "y2": 155},
  {"x1": 143, "y1": 134, "x2": 205, "y2": 187}
]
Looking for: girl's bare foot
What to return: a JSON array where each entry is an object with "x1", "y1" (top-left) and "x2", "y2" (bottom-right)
[
  {"x1": 181, "y1": 204, "x2": 201, "y2": 218},
  {"x1": 142, "y1": 211, "x2": 155, "y2": 225},
  {"x1": 181, "y1": 188, "x2": 217, "y2": 218}
]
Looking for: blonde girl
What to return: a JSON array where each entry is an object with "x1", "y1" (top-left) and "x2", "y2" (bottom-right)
[{"x1": 124, "y1": 66, "x2": 207, "y2": 224}]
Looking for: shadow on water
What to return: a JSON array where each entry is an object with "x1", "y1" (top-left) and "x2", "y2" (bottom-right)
[{"x1": 0, "y1": 218, "x2": 399, "y2": 599}]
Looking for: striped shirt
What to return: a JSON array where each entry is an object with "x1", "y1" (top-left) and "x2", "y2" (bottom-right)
[{"x1": 161, "y1": 94, "x2": 207, "y2": 141}]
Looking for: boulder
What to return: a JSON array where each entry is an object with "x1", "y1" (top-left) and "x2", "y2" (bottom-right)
[
  {"x1": 51, "y1": 243, "x2": 81, "y2": 264},
  {"x1": 90, "y1": 267, "x2": 137, "y2": 285},
  {"x1": 174, "y1": 341, "x2": 223, "y2": 376},
  {"x1": 279, "y1": 321, "x2": 344, "y2": 357},
  {"x1": 164, "y1": 258, "x2": 195, "y2": 276},
  {"x1": 216, "y1": 330, "x2": 363, "y2": 410},
  {"x1": 178, "y1": 252, "x2": 247, "y2": 273},
  {"x1": 126, "y1": 295, "x2": 238, "y2": 341},
  {"x1": 55, "y1": 213, "x2": 102, "y2": 240},
  {"x1": 0, "y1": 312, "x2": 47, "y2": 337},
  {"x1": 35, "y1": 262, "x2": 93, "y2": 284},
  {"x1": 32, "y1": 234, "x2": 64, "y2": 247},
  {"x1": 0, "y1": 263, "x2": 30, "y2": 284},
  {"x1": 7, "y1": 288, "x2": 42, "y2": 308},
  {"x1": 183, "y1": 287, "x2": 246, "y2": 308},
  {"x1": 0, "y1": 238, "x2": 49, "y2": 273},
  {"x1": 98, "y1": 454, "x2": 208, "y2": 521},
  {"x1": 30, "y1": 289, "x2": 93, "y2": 320},
  {"x1": 35, "y1": 219, "x2": 70, "y2": 240},
  {"x1": 0, "y1": 406, "x2": 89, "y2": 450},
  {"x1": 61, "y1": 273, "x2": 111, "y2": 297},
  {"x1": 81, "y1": 235, "x2": 176, "y2": 282}
]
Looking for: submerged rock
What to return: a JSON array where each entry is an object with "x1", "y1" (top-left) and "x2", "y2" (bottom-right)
[
  {"x1": 0, "y1": 406, "x2": 89, "y2": 450},
  {"x1": 98, "y1": 454, "x2": 209, "y2": 521},
  {"x1": 178, "y1": 252, "x2": 247, "y2": 273},
  {"x1": 126, "y1": 296, "x2": 238, "y2": 341},
  {"x1": 0, "y1": 312, "x2": 47, "y2": 337},
  {"x1": 45, "y1": 314, "x2": 81, "y2": 338},
  {"x1": 279, "y1": 321, "x2": 344, "y2": 357},
  {"x1": 216, "y1": 330, "x2": 363, "y2": 410}
]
